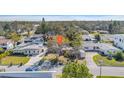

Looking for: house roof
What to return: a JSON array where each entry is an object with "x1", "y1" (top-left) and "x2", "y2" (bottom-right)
[
  {"x1": 114, "y1": 34, "x2": 124, "y2": 39},
  {"x1": 21, "y1": 44, "x2": 43, "y2": 50},
  {"x1": 0, "y1": 37, "x2": 13, "y2": 45},
  {"x1": 14, "y1": 44, "x2": 43, "y2": 50},
  {"x1": 99, "y1": 43, "x2": 120, "y2": 51},
  {"x1": 83, "y1": 42, "x2": 120, "y2": 51}
]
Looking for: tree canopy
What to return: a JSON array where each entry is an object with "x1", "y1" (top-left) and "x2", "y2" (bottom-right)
[
  {"x1": 62, "y1": 62, "x2": 93, "y2": 78},
  {"x1": 35, "y1": 18, "x2": 48, "y2": 34}
]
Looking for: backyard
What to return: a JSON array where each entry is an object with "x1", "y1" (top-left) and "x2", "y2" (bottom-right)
[
  {"x1": 1, "y1": 56, "x2": 30, "y2": 65},
  {"x1": 93, "y1": 54, "x2": 124, "y2": 67}
]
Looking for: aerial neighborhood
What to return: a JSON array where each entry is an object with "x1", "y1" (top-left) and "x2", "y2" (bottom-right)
[{"x1": 0, "y1": 17, "x2": 124, "y2": 78}]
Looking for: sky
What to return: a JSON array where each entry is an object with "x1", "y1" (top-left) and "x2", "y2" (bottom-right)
[{"x1": 0, "y1": 15, "x2": 124, "y2": 21}]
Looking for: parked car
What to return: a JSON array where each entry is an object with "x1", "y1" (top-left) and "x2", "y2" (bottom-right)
[{"x1": 25, "y1": 65, "x2": 39, "y2": 71}]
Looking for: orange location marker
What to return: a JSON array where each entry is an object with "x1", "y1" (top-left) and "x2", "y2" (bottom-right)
[{"x1": 57, "y1": 35, "x2": 63, "y2": 45}]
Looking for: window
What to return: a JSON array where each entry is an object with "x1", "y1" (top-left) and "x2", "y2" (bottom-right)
[{"x1": 37, "y1": 51, "x2": 39, "y2": 53}]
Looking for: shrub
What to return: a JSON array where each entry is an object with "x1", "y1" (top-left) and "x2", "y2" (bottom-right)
[{"x1": 114, "y1": 52, "x2": 124, "y2": 61}]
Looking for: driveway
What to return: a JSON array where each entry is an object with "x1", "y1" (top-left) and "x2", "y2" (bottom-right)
[{"x1": 86, "y1": 52, "x2": 124, "y2": 76}]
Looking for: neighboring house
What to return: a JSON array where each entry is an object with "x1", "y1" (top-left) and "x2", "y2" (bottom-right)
[
  {"x1": 24, "y1": 35, "x2": 43, "y2": 45},
  {"x1": 82, "y1": 35, "x2": 96, "y2": 42},
  {"x1": 98, "y1": 43, "x2": 121, "y2": 56},
  {"x1": 83, "y1": 42, "x2": 120, "y2": 56},
  {"x1": 101, "y1": 34, "x2": 115, "y2": 42},
  {"x1": 83, "y1": 42, "x2": 100, "y2": 51},
  {"x1": 13, "y1": 44, "x2": 47, "y2": 56},
  {"x1": 114, "y1": 34, "x2": 124, "y2": 50},
  {"x1": 0, "y1": 36, "x2": 14, "y2": 50},
  {"x1": 97, "y1": 30, "x2": 109, "y2": 34}
]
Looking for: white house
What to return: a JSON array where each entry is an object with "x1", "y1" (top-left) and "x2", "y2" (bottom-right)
[
  {"x1": 114, "y1": 34, "x2": 124, "y2": 50},
  {"x1": 24, "y1": 35, "x2": 43, "y2": 45},
  {"x1": 82, "y1": 35, "x2": 96, "y2": 41},
  {"x1": 83, "y1": 42, "x2": 121, "y2": 56},
  {"x1": 98, "y1": 43, "x2": 121, "y2": 56},
  {"x1": 13, "y1": 44, "x2": 47, "y2": 56},
  {"x1": 83, "y1": 42, "x2": 100, "y2": 51},
  {"x1": 0, "y1": 36, "x2": 14, "y2": 50}
]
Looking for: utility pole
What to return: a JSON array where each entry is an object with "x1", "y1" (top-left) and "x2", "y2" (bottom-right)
[{"x1": 99, "y1": 60, "x2": 103, "y2": 78}]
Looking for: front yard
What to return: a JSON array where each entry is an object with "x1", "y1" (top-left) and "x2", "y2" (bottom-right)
[
  {"x1": 42, "y1": 53, "x2": 86, "y2": 65},
  {"x1": 93, "y1": 54, "x2": 124, "y2": 67},
  {"x1": 96, "y1": 76, "x2": 124, "y2": 78},
  {"x1": 1, "y1": 56, "x2": 30, "y2": 65}
]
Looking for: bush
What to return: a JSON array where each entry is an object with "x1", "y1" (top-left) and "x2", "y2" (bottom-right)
[
  {"x1": 58, "y1": 56, "x2": 68, "y2": 64},
  {"x1": 114, "y1": 52, "x2": 124, "y2": 61}
]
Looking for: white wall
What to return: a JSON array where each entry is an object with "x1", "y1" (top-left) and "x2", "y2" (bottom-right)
[{"x1": 114, "y1": 36, "x2": 124, "y2": 50}]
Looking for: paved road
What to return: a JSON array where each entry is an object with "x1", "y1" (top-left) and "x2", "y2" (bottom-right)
[
  {"x1": 0, "y1": 72, "x2": 53, "y2": 78},
  {"x1": 86, "y1": 52, "x2": 124, "y2": 76}
]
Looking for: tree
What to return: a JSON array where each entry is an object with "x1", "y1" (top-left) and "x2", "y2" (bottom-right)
[
  {"x1": 8, "y1": 32, "x2": 21, "y2": 47},
  {"x1": 0, "y1": 48, "x2": 4, "y2": 52},
  {"x1": 66, "y1": 28, "x2": 82, "y2": 48},
  {"x1": 35, "y1": 18, "x2": 48, "y2": 34},
  {"x1": 109, "y1": 21, "x2": 120, "y2": 34},
  {"x1": 3, "y1": 24, "x2": 11, "y2": 32},
  {"x1": 114, "y1": 52, "x2": 124, "y2": 61},
  {"x1": 94, "y1": 33, "x2": 101, "y2": 42},
  {"x1": 62, "y1": 62, "x2": 93, "y2": 78}
]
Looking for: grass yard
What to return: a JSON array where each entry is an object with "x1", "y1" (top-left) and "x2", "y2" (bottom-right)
[
  {"x1": 96, "y1": 76, "x2": 124, "y2": 78},
  {"x1": 1, "y1": 56, "x2": 30, "y2": 65},
  {"x1": 93, "y1": 54, "x2": 124, "y2": 67}
]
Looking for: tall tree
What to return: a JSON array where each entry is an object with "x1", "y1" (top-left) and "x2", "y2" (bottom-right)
[
  {"x1": 35, "y1": 17, "x2": 48, "y2": 34},
  {"x1": 66, "y1": 28, "x2": 82, "y2": 48},
  {"x1": 3, "y1": 24, "x2": 11, "y2": 32},
  {"x1": 94, "y1": 33, "x2": 101, "y2": 42},
  {"x1": 62, "y1": 62, "x2": 93, "y2": 78},
  {"x1": 109, "y1": 21, "x2": 120, "y2": 34}
]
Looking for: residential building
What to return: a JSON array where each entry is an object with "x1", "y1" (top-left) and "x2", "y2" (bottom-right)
[
  {"x1": 83, "y1": 42, "x2": 121, "y2": 56},
  {"x1": 13, "y1": 43, "x2": 47, "y2": 56},
  {"x1": 97, "y1": 30, "x2": 109, "y2": 34},
  {"x1": 83, "y1": 42, "x2": 100, "y2": 51},
  {"x1": 101, "y1": 34, "x2": 115, "y2": 42},
  {"x1": 99, "y1": 43, "x2": 121, "y2": 56},
  {"x1": 82, "y1": 35, "x2": 96, "y2": 41},
  {"x1": 114, "y1": 34, "x2": 124, "y2": 50},
  {"x1": 0, "y1": 36, "x2": 14, "y2": 50},
  {"x1": 24, "y1": 34, "x2": 43, "y2": 44}
]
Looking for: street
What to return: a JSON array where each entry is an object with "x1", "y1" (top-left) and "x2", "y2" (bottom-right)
[{"x1": 86, "y1": 52, "x2": 124, "y2": 76}]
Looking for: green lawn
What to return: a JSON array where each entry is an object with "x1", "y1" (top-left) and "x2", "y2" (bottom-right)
[
  {"x1": 93, "y1": 54, "x2": 124, "y2": 66},
  {"x1": 1, "y1": 56, "x2": 30, "y2": 65},
  {"x1": 97, "y1": 76, "x2": 124, "y2": 78}
]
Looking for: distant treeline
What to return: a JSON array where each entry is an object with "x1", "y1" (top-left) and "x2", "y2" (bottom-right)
[{"x1": 0, "y1": 20, "x2": 124, "y2": 35}]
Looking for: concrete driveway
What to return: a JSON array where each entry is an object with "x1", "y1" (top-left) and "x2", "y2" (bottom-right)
[{"x1": 86, "y1": 52, "x2": 124, "y2": 76}]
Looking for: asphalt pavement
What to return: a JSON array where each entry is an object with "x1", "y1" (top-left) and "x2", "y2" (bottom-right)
[{"x1": 86, "y1": 52, "x2": 124, "y2": 76}]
